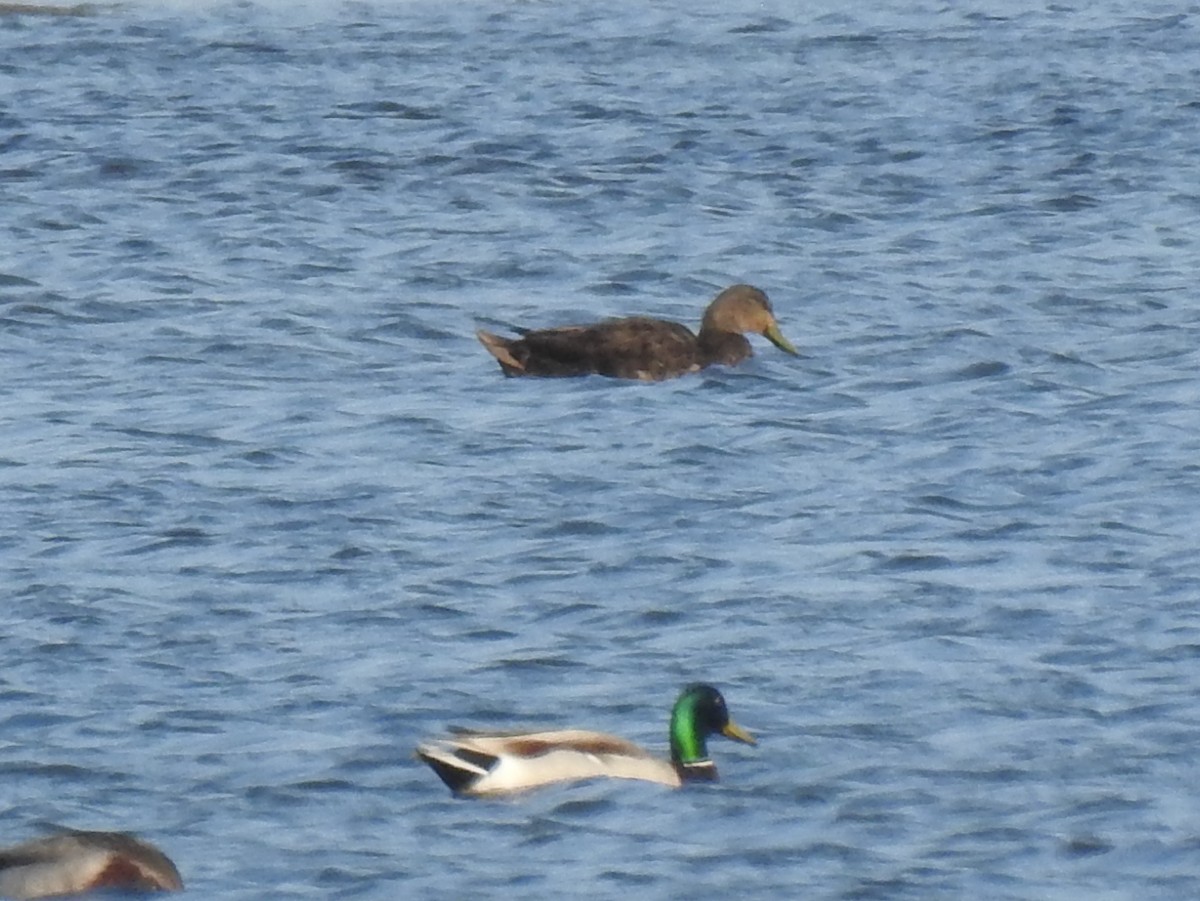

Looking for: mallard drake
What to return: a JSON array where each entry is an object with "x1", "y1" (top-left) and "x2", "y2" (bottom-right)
[
  {"x1": 416, "y1": 683, "x2": 755, "y2": 797},
  {"x1": 476, "y1": 284, "x2": 797, "y2": 380},
  {"x1": 0, "y1": 831, "x2": 183, "y2": 899}
]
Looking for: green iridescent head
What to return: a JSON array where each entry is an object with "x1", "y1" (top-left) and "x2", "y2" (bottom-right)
[{"x1": 668, "y1": 683, "x2": 756, "y2": 767}]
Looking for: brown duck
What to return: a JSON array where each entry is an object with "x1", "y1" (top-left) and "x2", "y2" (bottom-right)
[{"x1": 476, "y1": 284, "x2": 797, "y2": 380}]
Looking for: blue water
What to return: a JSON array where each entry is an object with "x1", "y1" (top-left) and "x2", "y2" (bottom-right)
[{"x1": 2, "y1": 0, "x2": 1200, "y2": 897}]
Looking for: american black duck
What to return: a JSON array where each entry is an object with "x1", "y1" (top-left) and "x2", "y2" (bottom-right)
[
  {"x1": 476, "y1": 284, "x2": 797, "y2": 380},
  {"x1": 416, "y1": 683, "x2": 755, "y2": 797},
  {"x1": 0, "y1": 830, "x2": 183, "y2": 899}
]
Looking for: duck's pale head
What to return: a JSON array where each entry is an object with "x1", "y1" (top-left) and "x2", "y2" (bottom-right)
[{"x1": 700, "y1": 285, "x2": 798, "y2": 355}]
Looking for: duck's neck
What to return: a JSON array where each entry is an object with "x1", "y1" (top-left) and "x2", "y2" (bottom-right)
[
  {"x1": 669, "y1": 696, "x2": 711, "y2": 770},
  {"x1": 696, "y1": 329, "x2": 752, "y2": 366},
  {"x1": 674, "y1": 759, "x2": 718, "y2": 782}
]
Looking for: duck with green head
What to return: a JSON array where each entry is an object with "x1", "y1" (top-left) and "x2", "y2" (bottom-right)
[
  {"x1": 415, "y1": 684, "x2": 755, "y2": 797},
  {"x1": 476, "y1": 284, "x2": 797, "y2": 380}
]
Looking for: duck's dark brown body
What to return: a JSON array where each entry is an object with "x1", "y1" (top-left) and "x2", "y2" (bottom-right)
[
  {"x1": 477, "y1": 284, "x2": 797, "y2": 380},
  {"x1": 482, "y1": 317, "x2": 702, "y2": 379}
]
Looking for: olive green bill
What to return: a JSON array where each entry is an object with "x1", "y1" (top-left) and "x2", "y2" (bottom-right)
[
  {"x1": 722, "y1": 719, "x2": 756, "y2": 745},
  {"x1": 764, "y1": 321, "x2": 798, "y2": 355}
]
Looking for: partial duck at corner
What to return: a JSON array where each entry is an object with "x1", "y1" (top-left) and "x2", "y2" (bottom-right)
[{"x1": 0, "y1": 831, "x2": 182, "y2": 900}]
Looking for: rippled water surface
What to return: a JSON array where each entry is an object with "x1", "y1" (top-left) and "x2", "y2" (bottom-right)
[{"x1": 3, "y1": 1, "x2": 1200, "y2": 898}]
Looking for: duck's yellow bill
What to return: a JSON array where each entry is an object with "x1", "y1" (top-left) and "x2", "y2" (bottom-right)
[
  {"x1": 764, "y1": 322, "x2": 798, "y2": 355},
  {"x1": 722, "y1": 720, "x2": 756, "y2": 745}
]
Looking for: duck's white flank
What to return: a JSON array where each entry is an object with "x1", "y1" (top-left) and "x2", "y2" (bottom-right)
[{"x1": 416, "y1": 729, "x2": 683, "y2": 796}]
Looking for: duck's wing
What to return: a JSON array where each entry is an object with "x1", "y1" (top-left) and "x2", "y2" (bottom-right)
[
  {"x1": 530, "y1": 319, "x2": 699, "y2": 379},
  {"x1": 479, "y1": 319, "x2": 699, "y2": 379},
  {"x1": 476, "y1": 326, "x2": 592, "y2": 377},
  {"x1": 417, "y1": 729, "x2": 680, "y2": 796}
]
